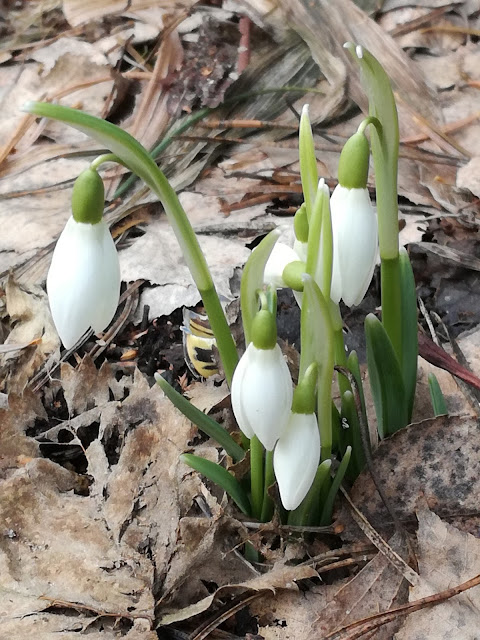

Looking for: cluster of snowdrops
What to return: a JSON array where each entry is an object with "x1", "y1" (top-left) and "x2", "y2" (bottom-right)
[{"x1": 29, "y1": 44, "x2": 419, "y2": 528}]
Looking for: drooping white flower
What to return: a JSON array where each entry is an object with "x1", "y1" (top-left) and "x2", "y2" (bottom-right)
[
  {"x1": 274, "y1": 411, "x2": 320, "y2": 511},
  {"x1": 47, "y1": 217, "x2": 121, "y2": 349},
  {"x1": 231, "y1": 341, "x2": 293, "y2": 450},
  {"x1": 263, "y1": 242, "x2": 305, "y2": 308},
  {"x1": 263, "y1": 242, "x2": 301, "y2": 289},
  {"x1": 329, "y1": 184, "x2": 378, "y2": 307}
]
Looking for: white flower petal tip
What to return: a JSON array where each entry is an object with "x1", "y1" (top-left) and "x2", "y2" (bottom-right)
[
  {"x1": 330, "y1": 185, "x2": 378, "y2": 307},
  {"x1": 274, "y1": 412, "x2": 320, "y2": 511},
  {"x1": 231, "y1": 343, "x2": 293, "y2": 450},
  {"x1": 301, "y1": 104, "x2": 309, "y2": 117},
  {"x1": 263, "y1": 243, "x2": 300, "y2": 290},
  {"x1": 47, "y1": 217, "x2": 121, "y2": 349},
  {"x1": 356, "y1": 45, "x2": 364, "y2": 59}
]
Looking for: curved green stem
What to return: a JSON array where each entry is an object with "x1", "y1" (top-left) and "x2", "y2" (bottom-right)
[{"x1": 90, "y1": 153, "x2": 120, "y2": 171}]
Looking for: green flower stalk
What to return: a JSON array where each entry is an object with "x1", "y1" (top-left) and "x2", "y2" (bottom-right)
[{"x1": 344, "y1": 43, "x2": 402, "y2": 360}]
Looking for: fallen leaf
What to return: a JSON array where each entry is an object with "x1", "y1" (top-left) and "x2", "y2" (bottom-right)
[
  {"x1": 0, "y1": 276, "x2": 59, "y2": 393},
  {"x1": 119, "y1": 216, "x2": 251, "y2": 320},
  {"x1": 345, "y1": 415, "x2": 480, "y2": 536},
  {"x1": 395, "y1": 507, "x2": 480, "y2": 639}
]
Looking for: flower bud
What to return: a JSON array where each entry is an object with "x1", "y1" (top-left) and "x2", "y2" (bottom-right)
[{"x1": 263, "y1": 243, "x2": 300, "y2": 290}]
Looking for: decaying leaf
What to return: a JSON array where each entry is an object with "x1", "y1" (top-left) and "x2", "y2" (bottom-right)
[
  {"x1": 0, "y1": 276, "x2": 59, "y2": 393},
  {"x1": 119, "y1": 216, "x2": 251, "y2": 320},
  {"x1": 395, "y1": 507, "x2": 480, "y2": 640},
  {"x1": 345, "y1": 415, "x2": 480, "y2": 535}
]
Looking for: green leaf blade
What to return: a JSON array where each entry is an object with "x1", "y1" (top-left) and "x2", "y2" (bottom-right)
[
  {"x1": 181, "y1": 453, "x2": 251, "y2": 516},
  {"x1": 155, "y1": 374, "x2": 245, "y2": 462},
  {"x1": 365, "y1": 313, "x2": 408, "y2": 437},
  {"x1": 399, "y1": 248, "x2": 418, "y2": 421}
]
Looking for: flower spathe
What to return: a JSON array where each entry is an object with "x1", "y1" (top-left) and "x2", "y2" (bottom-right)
[
  {"x1": 330, "y1": 185, "x2": 378, "y2": 307},
  {"x1": 274, "y1": 411, "x2": 320, "y2": 511},
  {"x1": 231, "y1": 342, "x2": 293, "y2": 450},
  {"x1": 47, "y1": 217, "x2": 121, "y2": 349}
]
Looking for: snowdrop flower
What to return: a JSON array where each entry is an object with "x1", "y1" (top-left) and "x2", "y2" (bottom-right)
[
  {"x1": 47, "y1": 168, "x2": 121, "y2": 349},
  {"x1": 263, "y1": 205, "x2": 308, "y2": 294},
  {"x1": 263, "y1": 242, "x2": 300, "y2": 290},
  {"x1": 274, "y1": 411, "x2": 320, "y2": 510},
  {"x1": 330, "y1": 131, "x2": 378, "y2": 307},
  {"x1": 231, "y1": 305, "x2": 293, "y2": 451},
  {"x1": 273, "y1": 363, "x2": 320, "y2": 510}
]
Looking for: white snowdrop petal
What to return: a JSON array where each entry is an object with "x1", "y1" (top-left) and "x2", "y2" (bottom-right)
[
  {"x1": 47, "y1": 217, "x2": 121, "y2": 349},
  {"x1": 330, "y1": 185, "x2": 378, "y2": 307},
  {"x1": 231, "y1": 347, "x2": 255, "y2": 439},
  {"x1": 274, "y1": 412, "x2": 320, "y2": 511},
  {"x1": 90, "y1": 228, "x2": 121, "y2": 331},
  {"x1": 231, "y1": 343, "x2": 293, "y2": 450},
  {"x1": 263, "y1": 243, "x2": 300, "y2": 289}
]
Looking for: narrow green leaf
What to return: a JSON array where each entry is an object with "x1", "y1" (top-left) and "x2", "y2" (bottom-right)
[
  {"x1": 399, "y1": 248, "x2": 418, "y2": 421},
  {"x1": 365, "y1": 313, "x2": 408, "y2": 438},
  {"x1": 344, "y1": 44, "x2": 399, "y2": 262},
  {"x1": 341, "y1": 390, "x2": 365, "y2": 481},
  {"x1": 299, "y1": 105, "x2": 318, "y2": 221},
  {"x1": 428, "y1": 373, "x2": 448, "y2": 416},
  {"x1": 155, "y1": 374, "x2": 245, "y2": 462},
  {"x1": 301, "y1": 277, "x2": 334, "y2": 461},
  {"x1": 240, "y1": 228, "x2": 281, "y2": 346},
  {"x1": 320, "y1": 446, "x2": 351, "y2": 526},
  {"x1": 181, "y1": 453, "x2": 251, "y2": 516}
]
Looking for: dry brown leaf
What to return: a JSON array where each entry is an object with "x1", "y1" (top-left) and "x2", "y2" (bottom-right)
[
  {"x1": 312, "y1": 534, "x2": 408, "y2": 640},
  {"x1": 345, "y1": 415, "x2": 480, "y2": 536},
  {"x1": 0, "y1": 389, "x2": 43, "y2": 465},
  {"x1": 281, "y1": 0, "x2": 442, "y2": 131},
  {"x1": 159, "y1": 561, "x2": 318, "y2": 626},
  {"x1": 62, "y1": 0, "x2": 196, "y2": 28},
  {"x1": 0, "y1": 458, "x2": 154, "y2": 622},
  {"x1": 457, "y1": 156, "x2": 480, "y2": 198},
  {"x1": 185, "y1": 378, "x2": 230, "y2": 414},
  {"x1": 0, "y1": 276, "x2": 59, "y2": 393},
  {"x1": 61, "y1": 357, "x2": 125, "y2": 415},
  {"x1": 249, "y1": 535, "x2": 407, "y2": 640},
  {"x1": 119, "y1": 216, "x2": 251, "y2": 319},
  {"x1": 395, "y1": 507, "x2": 480, "y2": 640}
]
